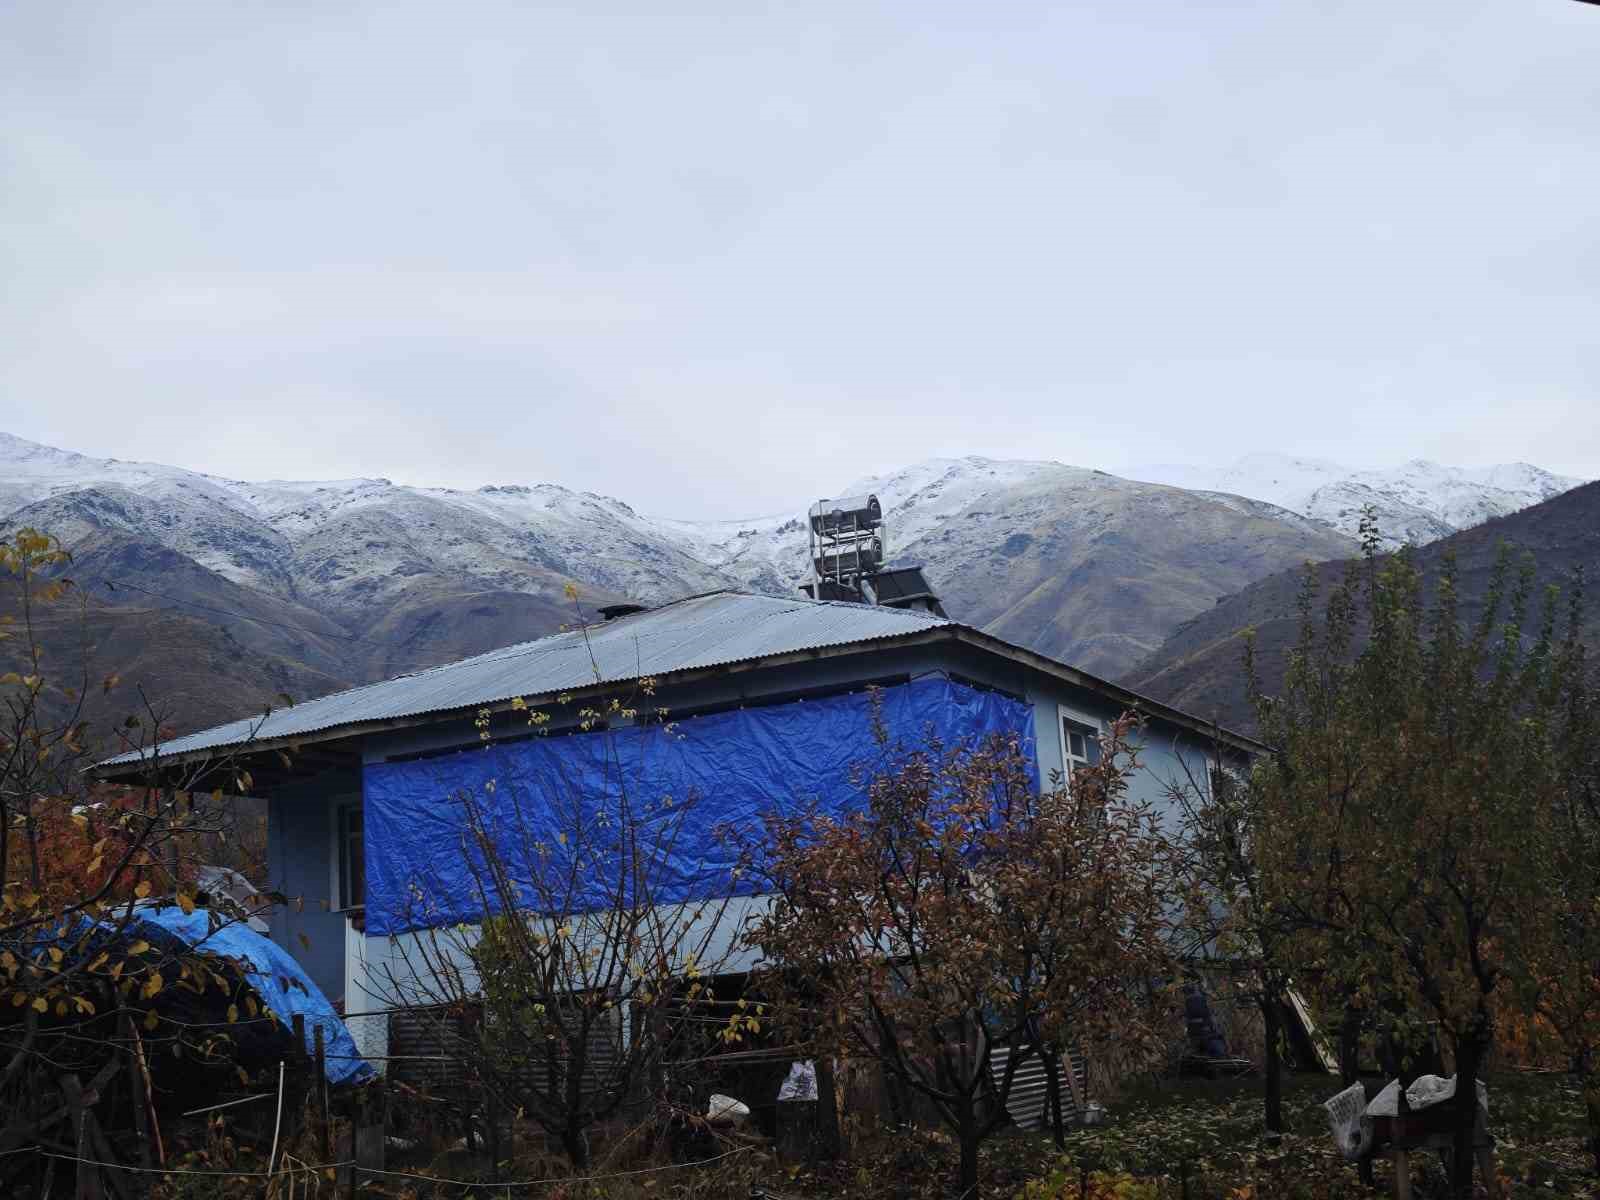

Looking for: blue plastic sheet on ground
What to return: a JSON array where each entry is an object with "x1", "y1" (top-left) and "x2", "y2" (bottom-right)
[
  {"x1": 363, "y1": 677, "x2": 1036, "y2": 936},
  {"x1": 130, "y1": 906, "x2": 374, "y2": 1086}
]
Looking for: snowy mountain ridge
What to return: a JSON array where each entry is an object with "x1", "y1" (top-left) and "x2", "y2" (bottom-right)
[
  {"x1": 1127, "y1": 452, "x2": 1584, "y2": 549},
  {"x1": 0, "y1": 431, "x2": 1585, "y2": 722},
  {"x1": 1, "y1": 435, "x2": 1583, "y2": 599}
]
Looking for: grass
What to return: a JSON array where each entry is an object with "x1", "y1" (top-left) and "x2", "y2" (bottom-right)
[
  {"x1": 146, "y1": 1069, "x2": 1599, "y2": 1198},
  {"x1": 779, "y1": 1069, "x2": 1600, "y2": 1199}
]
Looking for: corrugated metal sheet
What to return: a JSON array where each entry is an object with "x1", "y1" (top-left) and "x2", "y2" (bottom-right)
[
  {"x1": 991, "y1": 1044, "x2": 1088, "y2": 1131},
  {"x1": 100, "y1": 591, "x2": 951, "y2": 767}
]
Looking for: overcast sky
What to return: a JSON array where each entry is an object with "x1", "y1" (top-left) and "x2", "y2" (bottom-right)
[{"x1": 2, "y1": 2, "x2": 1596, "y2": 518}]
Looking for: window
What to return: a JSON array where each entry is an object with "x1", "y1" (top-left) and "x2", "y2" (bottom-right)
[
  {"x1": 1057, "y1": 707, "x2": 1103, "y2": 793},
  {"x1": 1063, "y1": 722, "x2": 1098, "y2": 769},
  {"x1": 338, "y1": 804, "x2": 365, "y2": 910}
]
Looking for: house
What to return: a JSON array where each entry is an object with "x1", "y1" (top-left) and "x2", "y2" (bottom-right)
[{"x1": 95, "y1": 588, "x2": 1264, "y2": 1077}]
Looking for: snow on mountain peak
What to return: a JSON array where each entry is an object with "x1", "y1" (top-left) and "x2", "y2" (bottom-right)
[
  {"x1": 0, "y1": 431, "x2": 1586, "y2": 605},
  {"x1": 1129, "y1": 453, "x2": 1587, "y2": 549}
]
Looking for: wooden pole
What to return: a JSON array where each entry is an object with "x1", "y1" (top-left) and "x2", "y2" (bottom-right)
[
  {"x1": 486, "y1": 1083, "x2": 501, "y2": 1183},
  {"x1": 314, "y1": 1025, "x2": 332, "y2": 1163},
  {"x1": 815, "y1": 1057, "x2": 842, "y2": 1160},
  {"x1": 60, "y1": 1074, "x2": 102, "y2": 1200},
  {"x1": 126, "y1": 1019, "x2": 163, "y2": 1165},
  {"x1": 120, "y1": 1017, "x2": 153, "y2": 1170}
]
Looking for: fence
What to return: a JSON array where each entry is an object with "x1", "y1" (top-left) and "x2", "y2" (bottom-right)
[{"x1": 0, "y1": 992, "x2": 1244, "y2": 1198}]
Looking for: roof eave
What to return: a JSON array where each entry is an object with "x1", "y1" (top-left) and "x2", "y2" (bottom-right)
[
  {"x1": 945, "y1": 626, "x2": 1270, "y2": 756},
  {"x1": 89, "y1": 624, "x2": 959, "y2": 784},
  {"x1": 92, "y1": 619, "x2": 1268, "y2": 785}
]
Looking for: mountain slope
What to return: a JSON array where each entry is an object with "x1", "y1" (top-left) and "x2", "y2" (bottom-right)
[
  {"x1": 884, "y1": 465, "x2": 1355, "y2": 674},
  {"x1": 1, "y1": 431, "x2": 1579, "y2": 738},
  {"x1": 1125, "y1": 480, "x2": 1600, "y2": 735},
  {"x1": 1128, "y1": 453, "x2": 1584, "y2": 549}
]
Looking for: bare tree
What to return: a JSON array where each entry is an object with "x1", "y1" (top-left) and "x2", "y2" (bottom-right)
[
  {"x1": 376, "y1": 672, "x2": 749, "y2": 1169},
  {"x1": 1, "y1": 529, "x2": 285, "y2": 1186},
  {"x1": 749, "y1": 706, "x2": 1178, "y2": 1200}
]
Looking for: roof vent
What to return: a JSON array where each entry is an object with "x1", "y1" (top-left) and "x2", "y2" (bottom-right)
[{"x1": 598, "y1": 603, "x2": 649, "y2": 622}]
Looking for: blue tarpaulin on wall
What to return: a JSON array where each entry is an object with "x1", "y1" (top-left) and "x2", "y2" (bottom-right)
[{"x1": 362, "y1": 677, "x2": 1036, "y2": 936}]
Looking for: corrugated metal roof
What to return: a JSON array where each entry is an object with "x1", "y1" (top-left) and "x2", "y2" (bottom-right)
[{"x1": 99, "y1": 591, "x2": 951, "y2": 766}]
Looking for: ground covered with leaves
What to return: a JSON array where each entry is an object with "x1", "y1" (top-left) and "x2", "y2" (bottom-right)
[
  {"x1": 142, "y1": 1069, "x2": 1597, "y2": 1198},
  {"x1": 780, "y1": 1070, "x2": 1600, "y2": 1200}
]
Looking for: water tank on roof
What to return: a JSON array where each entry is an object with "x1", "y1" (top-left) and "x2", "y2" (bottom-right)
[
  {"x1": 813, "y1": 537, "x2": 883, "y2": 579},
  {"x1": 808, "y1": 494, "x2": 882, "y2": 538}
]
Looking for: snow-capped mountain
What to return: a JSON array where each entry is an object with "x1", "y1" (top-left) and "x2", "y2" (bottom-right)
[
  {"x1": 0, "y1": 431, "x2": 1581, "y2": 733},
  {"x1": 1127, "y1": 453, "x2": 1585, "y2": 549}
]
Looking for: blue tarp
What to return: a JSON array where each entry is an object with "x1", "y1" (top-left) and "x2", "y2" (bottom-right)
[
  {"x1": 130, "y1": 907, "x2": 374, "y2": 1087},
  {"x1": 363, "y1": 677, "x2": 1036, "y2": 936}
]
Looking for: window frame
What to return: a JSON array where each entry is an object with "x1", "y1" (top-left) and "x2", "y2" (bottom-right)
[
  {"x1": 1056, "y1": 703, "x2": 1103, "y2": 785},
  {"x1": 333, "y1": 800, "x2": 365, "y2": 913}
]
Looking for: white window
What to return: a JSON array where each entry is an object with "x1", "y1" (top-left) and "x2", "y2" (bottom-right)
[{"x1": 1057, "y1": 705, "x2": 1103, "y2": 785}]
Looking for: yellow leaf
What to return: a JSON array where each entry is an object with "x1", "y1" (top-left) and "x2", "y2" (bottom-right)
[
  {"x1": 144, "y1": 1009, "x2": 159, "y2": 1031},
  {"x1": 32, "y1": 996, "x2": 47, "y2": 1013},
  {"x1": 177, "y1": 892, "x2": 195, "y2": 916},
  {"x1": 128, "y1": 940, "x2": 150, "y2": 956},
  {"x1": 142, "y1": 971, "x2": 164, "y2": 1000},
  {"x1": 134, "y1": 881, "x2": 151, "y2": 899},
  {"x1": 227, "y1": 1004, "x2": 239, "y2": 1023}
]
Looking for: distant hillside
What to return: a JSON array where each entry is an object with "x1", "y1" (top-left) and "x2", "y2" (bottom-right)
[
  {"x1": 0, "y1": 430, "x2": 1583, "y2": 739},
  {"x1": 1124, "y1": 480, "x2": 1600, "y2": 736},
  {"x1": 1128, "y1": 453, "x2": 1583, "y2": 550}
]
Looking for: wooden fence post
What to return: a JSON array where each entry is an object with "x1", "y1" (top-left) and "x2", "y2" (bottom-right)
[
  {"x1": 120, "y1": 1017, "x2": 153, "y2": 1170},
  {"x1": 60, "y1": 1075, "x2": 102, "y2": 1200},
  {"x1": 815, "y1": 1057, "x2": 842, "y2": 1160},
  {"x1": 314, "y1": 1025, "x2": 332, "y2": 1164},
  {"x1": 486, "y1": 1084, "x2": 501, "y2": 1182},
  {"x1": 354, "y1": 1076, "x2": 387, "y2": 1192}
]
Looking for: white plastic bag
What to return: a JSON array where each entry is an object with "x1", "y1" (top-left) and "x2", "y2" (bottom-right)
[
  {"x1": 1323, "y1": 1081, "x2": 1373, "y2": 1159},
  {"x1": 1405, "y1": 1073, "x2": 1489, "y2": 1115},
  {"x1": 778, "y1": 1060, "x2": 818, "y2": 1102},
  {"x1": 1364, "y1": 1075, "x2": 1489, "y2": 1118},
  {"x1": 707, "y1": 1094, "x2": 750, "y2": 1125}
]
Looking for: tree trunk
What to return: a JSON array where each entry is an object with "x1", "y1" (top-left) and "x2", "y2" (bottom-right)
[
  {"x1": 1339, "y1": 1003, "x2": 1363, "y2": 1085},
  {"x1": 1582, "y1": 1062, "x2": 1600, "y2": 1179},
  {"x1": 1449, "y1": 1034, "x2": 1486, "y2": 1199},
  {"x1": 1585, "y1": 1080, "x2": 1600, "y2": 1179},
  {"x1": 1040, "y1": 1048, "x2": 1066, "y2": 1150},
  {"x1": 1259, "y1": 994, "x2": 1283, "y2": 1135},
  {"x1": 562, "y1": 1124, "x2": 590, "y2": 1169},
  {"x1": 957, "y1": 1107, "x2": 980, "y2": 1200},
  {"x1": 1575, "y1": 1049, "x2": 1600, "y2": 1179},
  {"x1": 815, "y1": 1056, "x2": 842, "y2": 1159}
]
